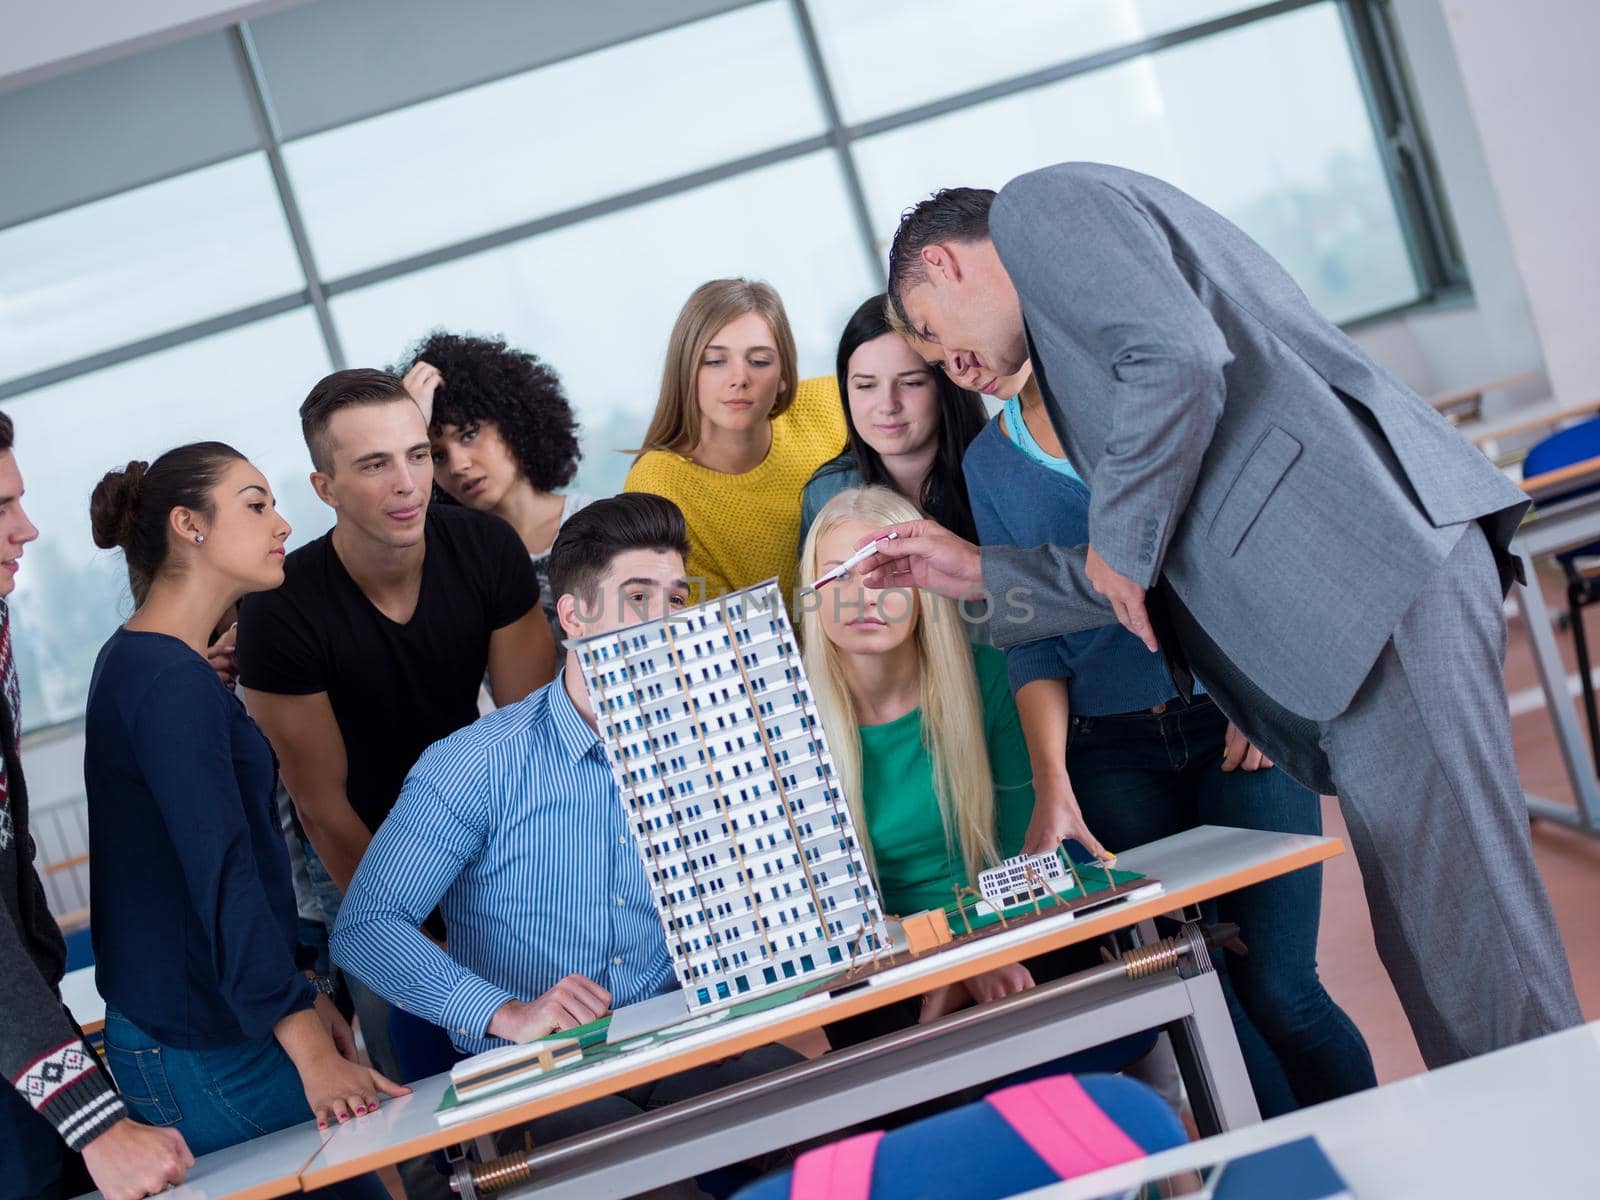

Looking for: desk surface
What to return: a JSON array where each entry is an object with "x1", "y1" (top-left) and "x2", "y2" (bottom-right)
[
  {"x1": 299, "y1": 824, "x2": 1338, "y2": 1189},
  {"x1": 61, "y1": 965, "x2": 105, "y2": 1036},
  {"x1": 1462, "y1": 394, "x2": 1600, "y2": 447},
  {"x1": 1033, "y1": 1020, "x2": 1600, "y2": 1200},
  {"x1": 1522, "y1": 452, "x2": 1600, "y2": 501},
  {"x1": 75, "y1": 1121, "x2": 334, "y2": 1200}
]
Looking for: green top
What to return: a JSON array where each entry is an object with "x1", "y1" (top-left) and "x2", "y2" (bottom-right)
[{"x1": 858, "y1": 644, "x2": 1036, "y2": 914}]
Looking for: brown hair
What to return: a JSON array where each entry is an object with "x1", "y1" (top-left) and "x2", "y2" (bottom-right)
[
  {"x1": 547, "y1": 493, "x2": 689, "y2": 606},
  {"x1": 90, "y1": 442, "x2": 247, "y2": 604},
  {"x1": 300, "y1": 368, "x2": 413, "y2": 473},
  {"x1": 633, "y1": 279, "x2": 799, "y2": 457}
]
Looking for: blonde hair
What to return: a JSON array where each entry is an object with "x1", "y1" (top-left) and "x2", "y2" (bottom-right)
[
  {"x1": 634, "y1": 278, "x2": 800, "y2": 457},
  {"x1": 800, "y1": 486, "x2": 1000, "y2": 887}
]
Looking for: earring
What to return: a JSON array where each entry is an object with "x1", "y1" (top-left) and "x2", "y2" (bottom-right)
[{"x1": 194, "y1": 534, "x2": 205, "y2": 544}]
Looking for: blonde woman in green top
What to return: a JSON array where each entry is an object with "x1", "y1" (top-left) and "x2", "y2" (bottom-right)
[{"x1": 801, "y1": 486, "x2": 1089, "y2": 1035}]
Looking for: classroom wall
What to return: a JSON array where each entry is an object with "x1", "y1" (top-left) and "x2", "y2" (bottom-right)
[
  {"x1": 1416, "y1": 0, "x2": 1600, "y2": 407},
  {"x1": 1345, "y1": 0, "x2": 1547, "y2": 403}
]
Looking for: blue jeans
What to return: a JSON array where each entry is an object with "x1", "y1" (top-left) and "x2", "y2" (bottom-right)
[
  {"x1": 1065, "y1": 694, "x2": 1377, "y2": 1117},
  {"x1": 101, "y1": 1007, "x2": 386, "y2": 1200}
]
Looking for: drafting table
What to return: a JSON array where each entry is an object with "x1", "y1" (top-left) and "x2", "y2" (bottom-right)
[
  {"x1": 77, "y1": 825, "x2": 1339, "y2": 1199},
  {"x1": 1037, "y1": 1020, "x2": 1600, "y2": 1200}
]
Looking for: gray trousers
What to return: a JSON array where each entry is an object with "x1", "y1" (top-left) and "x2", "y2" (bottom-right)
[
  {"x1": 1196, "y1": 522, "x2": 1581, "y2": 1067},
  {"x1": 1314, "y1": 522, "x2": 1581, "y2": 1066}
]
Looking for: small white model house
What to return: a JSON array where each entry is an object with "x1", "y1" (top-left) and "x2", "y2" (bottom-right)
[
  {"x1": 978, "y1": 850, "x2": 1074, "y2": 910},
  {"x1": 575, "y1": 579, "x2": 887, "y2": 1011}
]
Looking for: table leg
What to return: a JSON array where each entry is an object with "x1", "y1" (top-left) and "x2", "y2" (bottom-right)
[
  {"x1": 479, "y1": 928, "x2": 1257, "y2": 1198},
  {"x1": 1166, "y1": 967, "x2": 1260, "y2": 1136},
  {"x1": 1514, "y1": 553, "x2": 1600, "y2": 833}
]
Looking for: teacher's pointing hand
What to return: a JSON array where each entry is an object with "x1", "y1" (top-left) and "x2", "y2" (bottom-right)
[
  {"x1": 1085, "y1": 545, "x2": 1158, "y2": 653},
  {"x1": 855, "y1": 520, "x2": 984, "y2": 601}
]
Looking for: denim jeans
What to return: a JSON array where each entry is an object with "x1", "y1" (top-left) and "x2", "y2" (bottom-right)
[
  {"x1": 1066, "y1": 694, "x2": 1377, "y2": 1116},
  {"x1": 101, "y1": 1007, "x2": 387, "y2": 1200}
]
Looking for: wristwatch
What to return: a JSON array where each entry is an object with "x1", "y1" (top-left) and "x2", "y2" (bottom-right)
[{"x1": 308, "y1": 974, "x2": 337, "y2": 998}]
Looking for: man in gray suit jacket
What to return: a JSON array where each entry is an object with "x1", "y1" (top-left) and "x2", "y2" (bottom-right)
[{"x1": 866, "y1": 163, "x2": 1580, "y2": 1068}]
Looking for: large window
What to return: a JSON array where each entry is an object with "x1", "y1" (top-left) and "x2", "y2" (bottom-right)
[
  {"x1": 5, "y1": 313, "x2": 332, "y2": 727},
  {"x1": 0, "y1": 0, "x2": 1460, "y2": 729}
]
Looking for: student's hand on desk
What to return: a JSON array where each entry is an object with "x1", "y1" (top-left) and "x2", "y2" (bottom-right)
[
  {"x1": 488, "y1": 974, "x2": 612, "y2": 1042},
  {"x1": 402, "y1": 360, "x2": 444, "y2": 426},
  {"x1": 81, "y1": 1117, "x2": 193, "y2": 1200},
  {"x1": 1085, "y1": 546, "x2": 1157, "y2": 653},
  {"x1": 1022, "y1": 778, "x2": 1112, "y2": 862},
  {"x1": 312, "y1": 992, "x2": 359, "y2": 1062},
  {"x1": 854, "y1": 520, "x2": 984, "y2": 601},
  {"x1": 1221, "y1": 723, "x2": 1273, "y2": 772},
  {"x1": 302, "y1": 1051, "x2": 410, "y2": 1130}
]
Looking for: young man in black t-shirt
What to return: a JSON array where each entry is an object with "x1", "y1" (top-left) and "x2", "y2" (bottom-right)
[{"x1": 239, "y1": 369, "x2": 555, "y2": 897}]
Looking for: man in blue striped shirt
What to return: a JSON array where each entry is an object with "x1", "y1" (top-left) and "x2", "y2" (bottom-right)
[{"x1": 331, "y1": 494, "x2": 797, "y2": 1166}]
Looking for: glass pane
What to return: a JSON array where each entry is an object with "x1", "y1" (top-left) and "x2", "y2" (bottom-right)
[
  {"x1": 809, "y1": 0, "x2": 1256, "y2": 123},
  {"x1": 286, "y1": 2, "x2": 827, "y2": 280},
  {"x1": 330, "y1": 151, "x2": 876, "y2": 500},
  {"x1": 0, "y1": 154, "x2": 305, "y2": 386},
  {"x1": 4, "y1": 310, "x2": 333, "y2": 728},
  {"x1": 852, "y1": 3, "x2": 1420, "y2": 323}
]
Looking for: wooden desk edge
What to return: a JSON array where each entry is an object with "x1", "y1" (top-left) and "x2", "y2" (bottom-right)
[
  {"x1": 1426, "y1": 369, "x2": 1539, "y2": 412},
  {"x1": 1470, "y1": 397, "x2": 1600, "y2": 447},
  {"x1": 1522, "y1": 453, "x2": 1600, "y2": 498},
  {"x1": 300, "y1": 836, "x2": 1343, "y2": 1187}
]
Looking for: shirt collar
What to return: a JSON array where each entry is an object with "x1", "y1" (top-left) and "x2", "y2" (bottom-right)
[{"x1": 547, "y1": 669, "x2": 603, "y2": 763}]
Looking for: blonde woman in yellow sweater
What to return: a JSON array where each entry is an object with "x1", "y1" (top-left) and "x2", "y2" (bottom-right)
[{"x1": 624, "y1": 278, "x2": 844, "y2": 605}]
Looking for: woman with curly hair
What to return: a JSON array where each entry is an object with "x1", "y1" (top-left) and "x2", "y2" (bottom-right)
[{"x1": 398, "y1": 333, "x2": 597, "y2": 645}]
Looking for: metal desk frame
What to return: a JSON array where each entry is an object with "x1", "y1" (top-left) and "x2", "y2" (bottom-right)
[
  {"x1": 466, "y1": 922, "x2": 1256, "y2": 1200},
  {"x1": 1512, "y1": 489, "x2": 1600, "y2": 835}
]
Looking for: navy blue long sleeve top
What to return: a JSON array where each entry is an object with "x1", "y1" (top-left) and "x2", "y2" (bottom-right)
[
  {"x1": 85, "y1": 628, "x2": 313, "y2": 1049},
  {"x1": 963, "y1": 417, "x2": 1182, "y2": 716}
]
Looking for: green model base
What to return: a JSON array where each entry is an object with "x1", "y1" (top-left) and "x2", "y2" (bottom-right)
[
  {"x1": 435, "y1": 975, "x2": 839, "y2": 1119},
  {"x1": 942, "y1": 864, "x2": 1149, "y2": 935}
]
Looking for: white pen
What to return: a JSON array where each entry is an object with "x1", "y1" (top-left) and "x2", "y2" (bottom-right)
[{"x1": 805, "y1": 531, "x2": 899, "y2": 593}]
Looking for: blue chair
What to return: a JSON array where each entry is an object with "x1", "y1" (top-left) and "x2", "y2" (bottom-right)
[
  {"x1": 1523, "y1": 416, "x2": 1600, "y2": 768},
  {"x1": 733, "y1": 1072, "x2": 1184, "y2": 1200},
  {"x1": 62, "y1": 925, "x2": 95, "y2": 972}
]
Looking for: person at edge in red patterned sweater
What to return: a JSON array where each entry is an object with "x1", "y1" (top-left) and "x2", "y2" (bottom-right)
[{"x1": 0, "y1": 409, "x2": 195, "y2": 1200}]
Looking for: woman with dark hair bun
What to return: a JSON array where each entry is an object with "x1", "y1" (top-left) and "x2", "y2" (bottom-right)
[
  {"x1": 397, "y1": 332, "x2": 596, "y2": 645},
  {"x1": 800, "y1": 293, "x2": 988, "y2": 549},
  {"x1": 84, "y1": 443, "x2": 401, "y2": 1194}
]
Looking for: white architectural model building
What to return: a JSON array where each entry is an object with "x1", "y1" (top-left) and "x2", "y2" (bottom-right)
[
  {"x1": 978, "y1": 850, "x2": 1075, "y2": 910},
  {"x1": 575, "y1": 579, "x2": 888, "y2": 1011}
]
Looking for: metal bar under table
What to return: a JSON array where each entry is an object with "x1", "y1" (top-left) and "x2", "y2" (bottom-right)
[
  {"x1": 1511, "y1": 488, "x2": 1600, "y2": 835},
  {"x1": 467, "y1": 923, "x2": 1255, "y2": 1200}
]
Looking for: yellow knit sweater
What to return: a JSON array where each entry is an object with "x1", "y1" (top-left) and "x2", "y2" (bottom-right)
[{"x1": 624, "y1": 376, "x2": 846, "y2": 607}]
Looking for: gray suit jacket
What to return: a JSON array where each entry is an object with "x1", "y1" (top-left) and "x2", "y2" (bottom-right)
[{"x1": 980, "y1": 163, "x2": 1527, "y2": 731}]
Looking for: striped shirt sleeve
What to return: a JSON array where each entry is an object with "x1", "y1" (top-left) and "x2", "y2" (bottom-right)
[{"x1": 330, "y1": 769, "x2": 515, "y2": 1041}]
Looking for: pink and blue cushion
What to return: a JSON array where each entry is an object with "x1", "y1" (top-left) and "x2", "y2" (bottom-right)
[{"x1": 733, "y1": 1072, "x2": 1185, "y2": 1200}]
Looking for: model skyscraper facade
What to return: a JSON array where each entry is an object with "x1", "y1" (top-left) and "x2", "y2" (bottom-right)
[{"x1": 575, "y1": 580, "x2": 886, "y2": 1010}]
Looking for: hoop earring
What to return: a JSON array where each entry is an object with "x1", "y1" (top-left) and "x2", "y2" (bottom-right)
[{"x1": 194, "y1": 534, "x2": 205, "y2": 544}]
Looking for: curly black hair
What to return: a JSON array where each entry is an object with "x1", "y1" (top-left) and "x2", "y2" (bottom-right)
[{"x1": 396, "y1": 332, "x2": 582, "y2": 493}]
